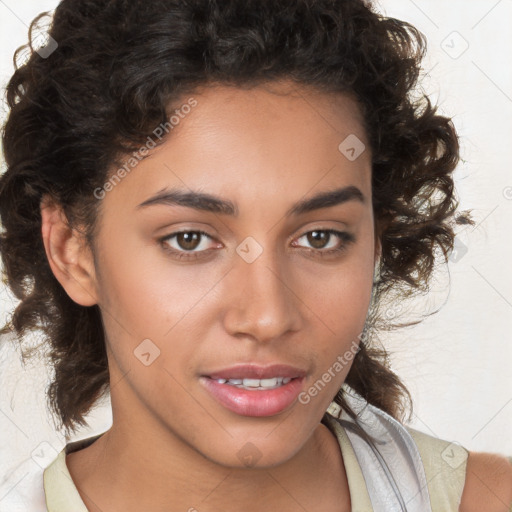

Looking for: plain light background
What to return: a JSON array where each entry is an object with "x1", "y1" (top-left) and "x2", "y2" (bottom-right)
[{"x1": 0, "y1": 0, "x2": 511, "y2": 500}]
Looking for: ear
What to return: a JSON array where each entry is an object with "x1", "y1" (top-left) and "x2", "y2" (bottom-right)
[{"x1": 40, "y1": 195, "x2": 98, "y2": 306}]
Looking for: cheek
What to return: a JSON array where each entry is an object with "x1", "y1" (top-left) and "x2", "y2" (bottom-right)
[
  {"x1": 94, "y1": 227, "x2": 218, "y2": 333},
  {"x1": 300, "y1": 230, "x2": 375, "y2": 377},
  {"x1": 304, "y1": 233, "x2": 375, "y2": 328},
  {"x1": 93, "y1": 227, "x2": 231, "y2": 388},
  {"x1": 295, "y1": 274, "x2": 372, "y2": 414}
]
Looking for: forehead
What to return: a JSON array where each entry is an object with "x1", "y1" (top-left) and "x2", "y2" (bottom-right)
[
  {"x1": 103, "y1": 81, "x2": 372, "y2": 215},
  {"x1": 174, "y1": 81, "x2": 368, "y2": 156}
]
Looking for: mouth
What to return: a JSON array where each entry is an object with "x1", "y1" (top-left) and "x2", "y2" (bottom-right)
[{"x1": 200, "y1": 364, "x2": 307, "y2": 417}]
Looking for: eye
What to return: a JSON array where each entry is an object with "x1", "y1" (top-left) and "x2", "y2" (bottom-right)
[
  {"x1": 292, "y1": 229, "x2": 355, "y2": 256},
  {"x1": 160, "y1": 230, "x2": 218, "y2": 260}
]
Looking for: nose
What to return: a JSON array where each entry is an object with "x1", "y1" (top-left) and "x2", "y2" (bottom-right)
[{"x1": 221, "y1": 245, "x2": 303, "y2": 344}]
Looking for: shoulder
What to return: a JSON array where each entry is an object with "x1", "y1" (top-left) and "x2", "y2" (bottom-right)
[{"x1": 459, "y1": 451, "x2": 512, "y2": 512}]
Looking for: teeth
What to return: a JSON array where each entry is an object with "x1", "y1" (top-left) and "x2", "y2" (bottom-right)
[
  {"x1": 243, "y1": 378, "x2": 264, "y2": 387},
  {"x1": 214, "y1": 377, "x2": 293, "y2": 389},
  {"x1": 259, "y1": 378, "x2": 278, "y2": 387}
]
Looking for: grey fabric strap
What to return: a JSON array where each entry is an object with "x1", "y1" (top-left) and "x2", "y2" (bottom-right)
[{"x1": 329, "y1": 392, "x2": 433, "y2": 512}]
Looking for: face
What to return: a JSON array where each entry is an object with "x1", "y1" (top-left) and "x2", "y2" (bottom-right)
[{"x1": 89, "y1": 81, "x2": 378, "y2": 468}]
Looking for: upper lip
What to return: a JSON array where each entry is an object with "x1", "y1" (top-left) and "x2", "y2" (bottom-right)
[{"x1": 204, "y1": 364, "x2": 307, "y2": 380}]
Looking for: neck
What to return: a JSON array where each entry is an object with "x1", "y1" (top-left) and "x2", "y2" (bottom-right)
[{"x1": 66, "y1": 413, "x2": 349, "y2": 512}]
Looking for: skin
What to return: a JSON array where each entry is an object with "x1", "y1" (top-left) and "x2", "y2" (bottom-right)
[
  {"x1": 40, "y1": 81, "x2": 512, "y2": 511},
  {"x1": 461, "y1": 453, "x2": 512, "y2": 511}
]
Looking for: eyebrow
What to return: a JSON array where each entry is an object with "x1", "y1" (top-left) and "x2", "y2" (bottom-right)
[{"x1": 136, "y1": 185, "x2": 365, "y2": 217}]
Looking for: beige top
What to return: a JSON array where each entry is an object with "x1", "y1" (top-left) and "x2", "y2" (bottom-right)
[{"x1": 43, "y1": 419, "x2": 470, "y2": 511}]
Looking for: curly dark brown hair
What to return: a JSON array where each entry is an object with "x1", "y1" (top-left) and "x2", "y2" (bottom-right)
[{"x1": 0, "y1": 0, "x2": 471, "y2": 435}]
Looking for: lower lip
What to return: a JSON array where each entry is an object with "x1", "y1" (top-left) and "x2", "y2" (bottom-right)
[{"x1": 200, "y1": 377, "x2": 305, "y2": 417}]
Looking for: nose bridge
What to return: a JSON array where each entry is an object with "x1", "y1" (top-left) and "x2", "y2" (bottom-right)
[{"x1": 222, "y1": 240, "x2": 302, "y2": 342}]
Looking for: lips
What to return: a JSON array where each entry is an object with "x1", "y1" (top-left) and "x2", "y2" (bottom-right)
[{"x1": 200, "y1": 364, "x2": 307, "y2": 417}]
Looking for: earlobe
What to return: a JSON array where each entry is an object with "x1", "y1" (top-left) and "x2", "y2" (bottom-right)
[{"x1": 40, "y1": 195, "x2": 98, "y2": 307}]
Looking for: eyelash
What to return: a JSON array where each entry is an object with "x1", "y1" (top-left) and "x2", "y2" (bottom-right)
[{"x1": 159, "y1": 228, "x2": 355, "y2": 261}]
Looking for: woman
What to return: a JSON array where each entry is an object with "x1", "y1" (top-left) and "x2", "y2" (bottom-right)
[{"x1": 1, "y1": 0, "x2": 511, "y2": 510}]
